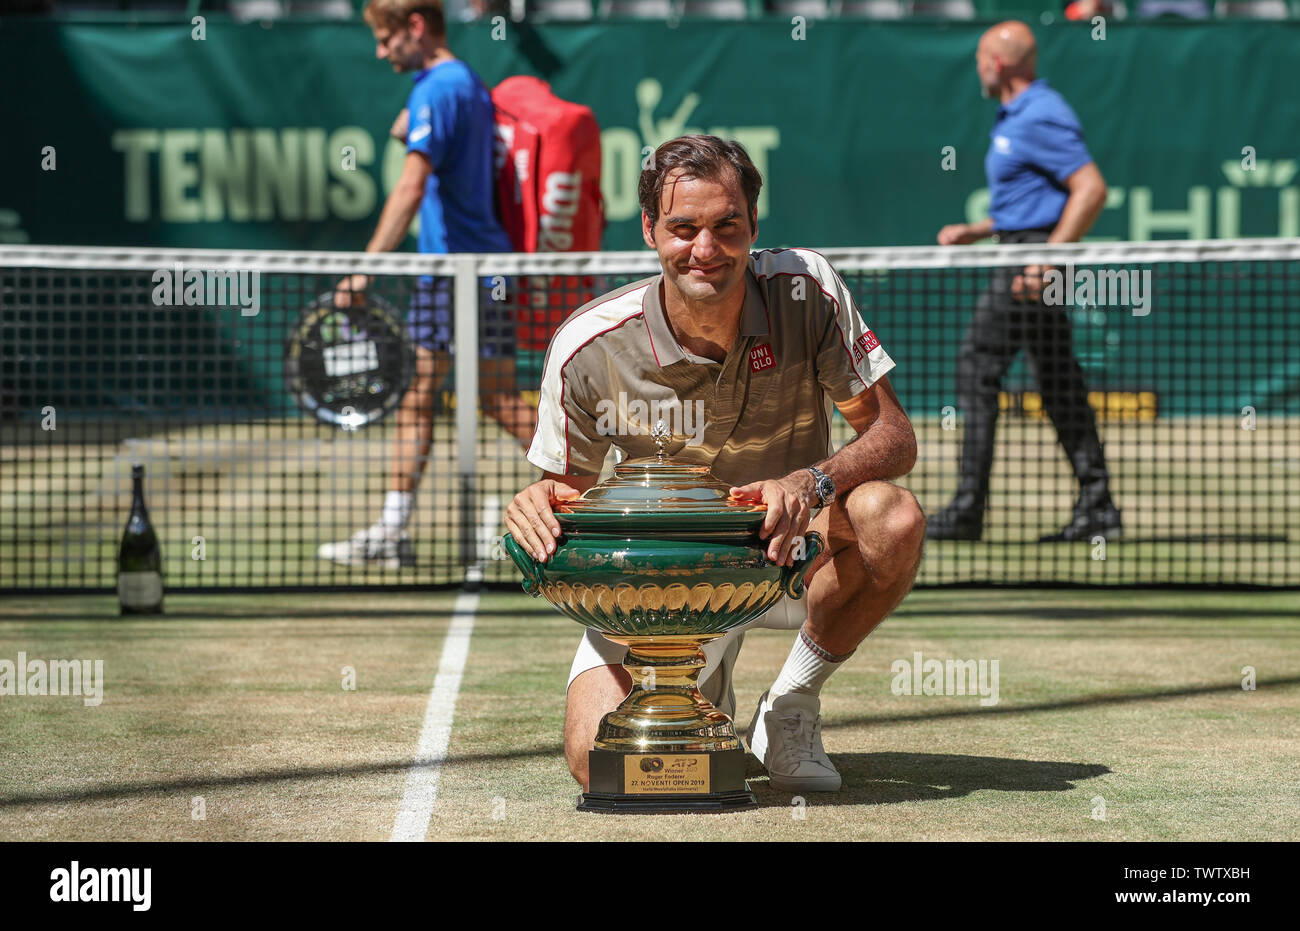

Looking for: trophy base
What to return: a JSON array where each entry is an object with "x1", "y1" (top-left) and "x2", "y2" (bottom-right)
[
  {"x1": 576, "y1": 747, "x2": 757, "y2": 814},
  {"x1": 576, "y1": 791, "x2": 757, "y2": 814}
]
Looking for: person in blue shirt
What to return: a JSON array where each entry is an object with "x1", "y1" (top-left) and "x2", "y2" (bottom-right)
[
  {"x1": 322, "y1": 0, "x2": 533, "y2": 568},
  {"x1": 929, "y1": 20, "x2": 1120, "y2": 543}
]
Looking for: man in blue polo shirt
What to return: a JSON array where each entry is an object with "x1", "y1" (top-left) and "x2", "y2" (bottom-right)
[
  {"x1": 929, "y1": 20, "x2": 1120, "y2": 543},
  {"x1": 322, "y1": 0, "x2": 534, "y2": 568}
]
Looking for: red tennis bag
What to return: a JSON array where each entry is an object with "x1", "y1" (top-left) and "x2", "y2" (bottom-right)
[{"x1": 491, "y1": 75, "x2": 604, "y2": 356}]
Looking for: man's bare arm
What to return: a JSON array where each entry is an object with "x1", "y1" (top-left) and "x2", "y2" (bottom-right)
[
  {"x1": 938, "y1": 217, "x2": 994, "y2": 246},
  {"x1": 333, "y1": 151, "x2": 432, "y2": 306},
  {"x1": 730, "y1": 375, "x2": 916, "y2": 565},
  {"x1": 810, "y1": 375, "x2": 917, "y2": 494},
  {"x1": 1049, "y1": 161, "x2": 1108, "y2": 243},
  {"x1": 390, "y1": 108, "x2": 409, "y2": 143},
  {"x1": 1010, "y1": 162, "x2": 1108, "y2": 301},
  {"x1": 367, "y1": 150, "x2": 431, "y2": 253}
]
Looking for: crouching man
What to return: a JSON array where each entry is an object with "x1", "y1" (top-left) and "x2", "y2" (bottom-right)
[{"x1": 506, "y1": 135, "x2": 925, "y2": 792}]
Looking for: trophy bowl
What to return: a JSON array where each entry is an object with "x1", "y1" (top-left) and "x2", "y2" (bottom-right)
[
  {"x1": 504, "y1": 534, "x2": 817, "y2": 637},
  {"x1": 503, "y1": 424, "x2": 822, "y2": 814}
]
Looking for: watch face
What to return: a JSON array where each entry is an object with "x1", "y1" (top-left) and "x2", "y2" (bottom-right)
[{"x1": 818, "y1": 476, "x2": 835, "y2": 502}]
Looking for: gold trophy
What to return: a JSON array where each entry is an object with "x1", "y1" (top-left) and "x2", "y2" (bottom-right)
[{"x1": 504, "y1": 422, "x2": 822, "y2": 813}]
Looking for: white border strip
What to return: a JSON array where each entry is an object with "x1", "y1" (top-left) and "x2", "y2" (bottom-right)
[
  {"x1": 4, "y1": 237, "x2": 1299, "y2": 275},
  {"x1": 389, "y1": 588, "x2": 477, "y2": 843}
]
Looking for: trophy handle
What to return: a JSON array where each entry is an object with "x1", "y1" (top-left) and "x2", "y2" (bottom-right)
[
  {"x1": 502, "y1": 533, "x2": 543, "y2": 596},
  {"x1": 783, "y1": 531, "x2": 824, "y2": 598}
]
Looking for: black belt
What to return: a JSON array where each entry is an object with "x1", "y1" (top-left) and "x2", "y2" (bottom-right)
[{"x1": 991, "y1": 226, "x2": 1055, "y2": 244}]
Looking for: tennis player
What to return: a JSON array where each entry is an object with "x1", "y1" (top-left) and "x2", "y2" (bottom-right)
[
  {"x1": 321, "y1": 0, "x2": 534, "y2": 568},
  {"x1": 506, "y1": 135, "x2": 926, "y2": 792}
]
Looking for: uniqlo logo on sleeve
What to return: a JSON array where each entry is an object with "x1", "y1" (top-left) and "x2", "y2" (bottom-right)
[
  {"x1": 749, "y1": 343, "x2": 775, "y2": 372},
  {"x1": 853, "y1": 330, "x2": 880, "y2": 362}
]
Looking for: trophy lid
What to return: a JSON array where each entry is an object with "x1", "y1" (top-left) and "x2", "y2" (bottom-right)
[{"x1": 555, "y1": 420, "x2": 766, "y2": 535}]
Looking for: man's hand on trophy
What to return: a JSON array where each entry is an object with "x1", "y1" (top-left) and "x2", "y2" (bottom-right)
[
  {"x1": 729, "y1": 475, "x2": 814, "y2": 567},
  {"x1": 506, "y1": 479, "x2": 582, "y2": 562}
]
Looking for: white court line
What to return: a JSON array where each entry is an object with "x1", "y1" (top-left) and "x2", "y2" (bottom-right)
[
  {"x1": 389, "y1": 495, "x2": 501, "y2": 842},
  {"x1": 390, "y1": 589, "x2": 477, "y2": 842}
]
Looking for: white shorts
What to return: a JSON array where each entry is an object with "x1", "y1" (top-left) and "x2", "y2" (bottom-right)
[{"x1": 565, "y1": 597, "x2": 808, "y2": 721}]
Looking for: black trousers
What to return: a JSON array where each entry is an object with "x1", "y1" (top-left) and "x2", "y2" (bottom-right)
[{"x1": 952, "y1": 230, "x2": 1113, "y2": 511}]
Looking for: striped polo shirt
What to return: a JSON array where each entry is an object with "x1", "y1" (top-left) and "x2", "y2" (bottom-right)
[{"x1": 527, "y1": 248, "x2": 896, "y2": 486}]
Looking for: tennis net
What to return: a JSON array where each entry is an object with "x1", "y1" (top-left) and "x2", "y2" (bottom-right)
[{"x1": 1, "y1": 239, "x2": 1297, "y2": 591}]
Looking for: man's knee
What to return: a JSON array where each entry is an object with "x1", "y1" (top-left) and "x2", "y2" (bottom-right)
[
  {"x1": 563, "y1": 664, "x2": 630, "y2": 788},
  {"x1": 564, "y1": 739, "x2": 590, "y2": 789},
  {"x1": 844, "y1": 483, "x2": 926, "y2": 570}
]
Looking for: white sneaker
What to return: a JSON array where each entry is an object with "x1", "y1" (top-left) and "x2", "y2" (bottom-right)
[
  {"x1": 317, "y1": 525, "x2": 414, "y2": 569},
  {"x1": 745, "y1": 690, "x2": 842, "y2": 792}
]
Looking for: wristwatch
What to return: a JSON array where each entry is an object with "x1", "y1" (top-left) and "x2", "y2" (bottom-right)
[{"x1": 806, "y1": 466, "x2": 835, "y2": 507}]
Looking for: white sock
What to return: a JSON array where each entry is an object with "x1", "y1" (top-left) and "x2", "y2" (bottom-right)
[
  {"x1": 380, "y1": 490, "x2": 414, "y2": 536},
  {"x1": 768, "y1": 628, "x2": 854, "y2": 700}
]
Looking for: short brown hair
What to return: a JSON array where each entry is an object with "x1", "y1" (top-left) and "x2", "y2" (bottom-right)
[
  {"x1": 364, "y1": 0, "x2": 445, "y2": 39},
  {"x1": 638, "y1": 135, "x2": 763, "y2": 230}
]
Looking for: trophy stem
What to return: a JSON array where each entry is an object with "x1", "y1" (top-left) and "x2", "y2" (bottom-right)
[
  {"x1": 580, "y1": 635, "x2": 756, "y2": 813},
  {"x1": 592, "y1": 637, "x2": 740, "y2": 753}
]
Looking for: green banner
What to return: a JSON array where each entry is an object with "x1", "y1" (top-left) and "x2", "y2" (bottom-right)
[
  {"x1": 3, "y1": 19, "x2": 1298, "y2": 419},
  {"x1": 3, "y1": 19, "x2": 1299, "y2": 251}
]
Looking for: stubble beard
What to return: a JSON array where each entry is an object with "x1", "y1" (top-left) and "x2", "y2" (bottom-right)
[{"x1": 666, "y1": 263, "x2": 746, "y2": 320}]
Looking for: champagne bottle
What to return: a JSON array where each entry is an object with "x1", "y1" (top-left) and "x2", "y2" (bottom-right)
[{"x1": 118, "y1": 463, "x2": 163, "y2": 615}]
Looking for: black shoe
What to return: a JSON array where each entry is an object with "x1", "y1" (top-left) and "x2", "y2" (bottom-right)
[
  {"x1": 925, "y1": 505, "x2": 984, "y2": 541},
  {"x1": 1039, "y1": 504, "x2": 1123, "y2": 543}
]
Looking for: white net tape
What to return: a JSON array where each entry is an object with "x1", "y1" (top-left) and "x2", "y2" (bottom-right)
[{"x1": 4, "y1": 236, "x2": 1300, "y2": 277}]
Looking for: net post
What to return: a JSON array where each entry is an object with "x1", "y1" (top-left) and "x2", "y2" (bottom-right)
[{"x1": 455, "y1": 255, "x2": 480, "y2": 580}]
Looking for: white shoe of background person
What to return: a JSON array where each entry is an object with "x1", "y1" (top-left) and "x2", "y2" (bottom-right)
[
  {"x1": 745, "y1": 689, "x2": 842, "y2": 792},
  {"x1": 317, "y1": 523, "x2": 415, "y2": 569}
]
